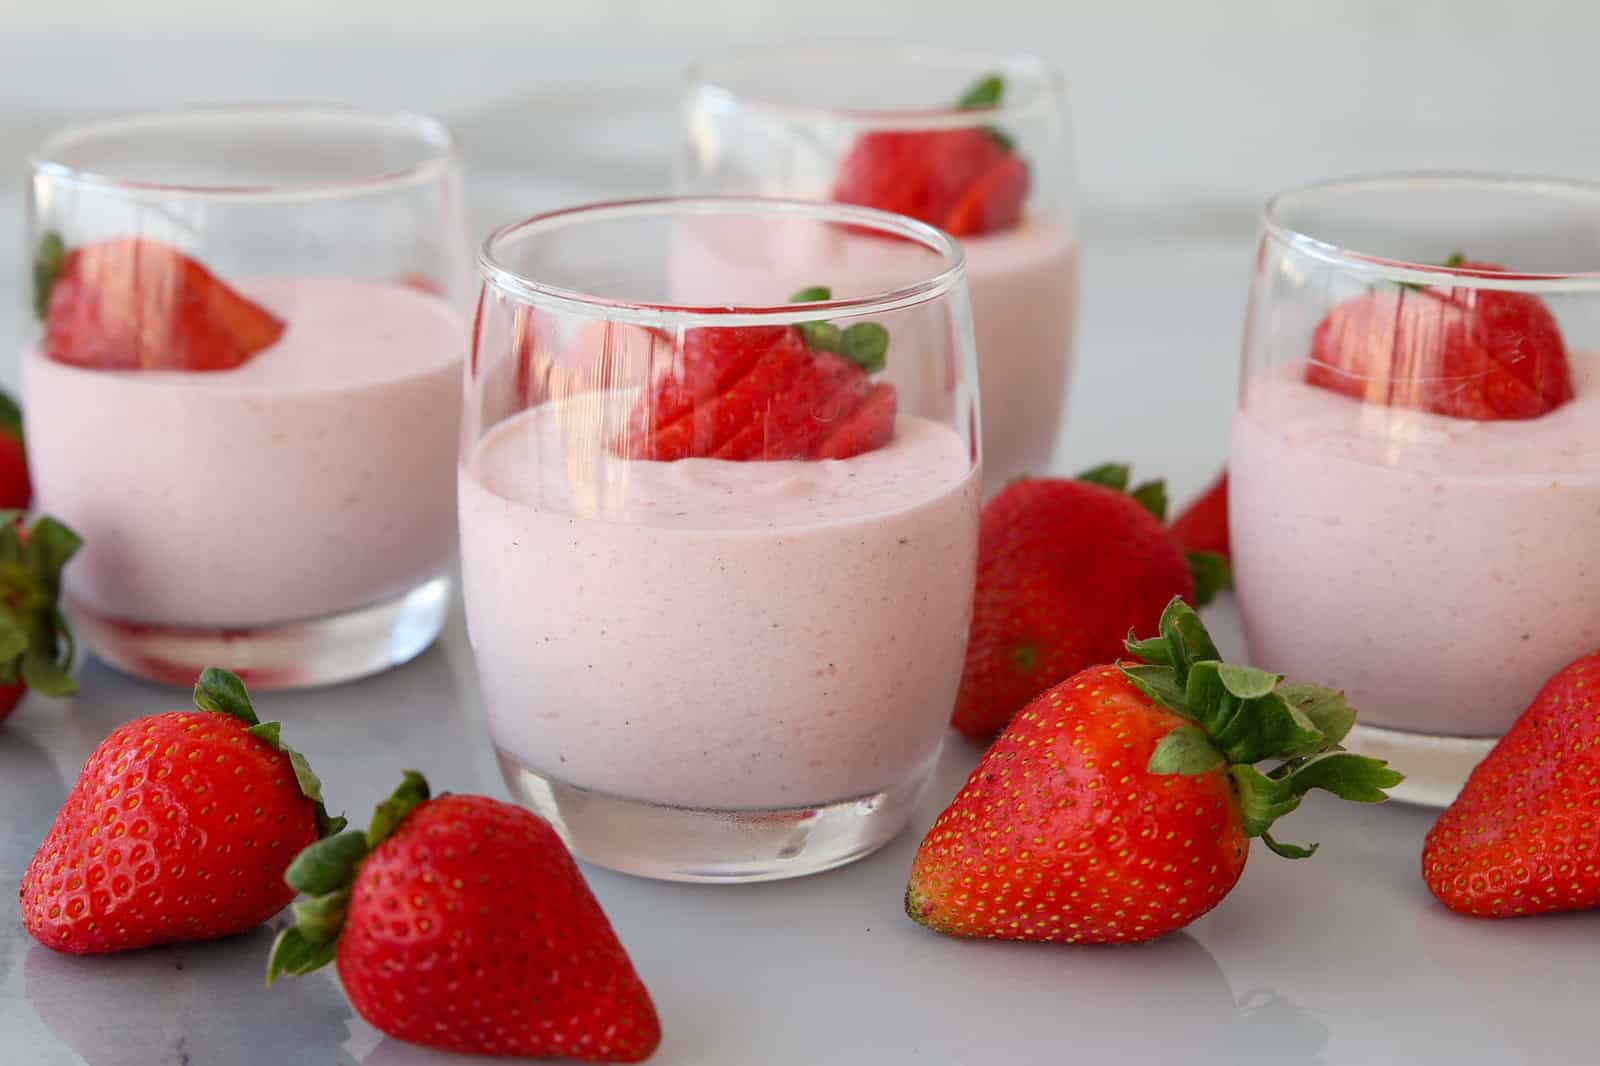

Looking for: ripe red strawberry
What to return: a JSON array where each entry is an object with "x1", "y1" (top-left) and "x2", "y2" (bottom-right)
[
  {"x1": 19, "y1": 669, "x2": 342, "y2": 953},
  {"x1": 1169, "y1": 470, "x2": 1230, "y2": 563},
  {"x1": 1422, "y1": 650, "x2": 1600, "y2": 918},
  {"x1": 1306, "y1": 256, "x2": 1573, "y2": 420},
  {"x1": 910, "y1": 599, "x2": 1401, "y2": 944},
  {"x1": 952, "y1": 465, "x2": 1229, "y2": 740},
  {"x1": 832, "y1": 74, "x2": 1030, "y2": 238},
  {"x1": 34, "y1": 233, "x2": 285, "y2": 371},
  {"x1": 616, "y1": 286, "x2": 895, "y2": 462},
  {"x1": 268, "y1": 772, "x2": 661, "y2": 1063},
  {"x1": 0, "y1": 390, "x2": 31, "y2": 510},
  {"x1": 0, "y1": 513, "x2": 82, "y2": 725}
]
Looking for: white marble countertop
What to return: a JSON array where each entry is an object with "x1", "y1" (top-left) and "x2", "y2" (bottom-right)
[{"x1": 4, "y1": 16, "x2": 1600, "y2": 1062}]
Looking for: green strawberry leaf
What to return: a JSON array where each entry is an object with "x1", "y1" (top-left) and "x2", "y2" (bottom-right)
[
  {"x1": 1120, "y1": 663, "x2": 1190, "y2": 718},
  {"x1": 1075, "y1": 462, "x2": 1130, "y2": 492},
  {"x1": 194, "y1": 668, "x2": 259, "y2": 725},
  {"x1": 1129, "y1": 480, "x2": 1167, "y2": 522},
  {"x1": 1186, "y1": 551, "x2": 1231, "y2": 609},
  {"x1": 22, "y1": 518, "x2": 82, "y2": 600},
  {"x1": 790, "y1": 286, "x2": 831, "y2": 304},
  {"x1": 1279, "y1": 683, "x2": 1356, "y2": 748},
  {"x1": 0, "y1": 392, "x2": 21, "y2": 440},
  {"x1": 284, "y1": 830, "x2": 369, "y2": 896},
  {"x1": 799, "y1": 321, "x2": 842, "y2": 351},
  {"x1": 1283, "y1": 750, "x2": 1404, "y2": 804},
  {"x1": 1147, "y1": 724, "x2": 1226, "y2": 775},
  {"x1": 0, "y1": 611, "x2": 30, "y2": 663},
  {"x1": 20, "y1": 645, "x2": 76, "y2": 697},
  {"x1": 957, "y1": 74, "x2": 1004, "y2": 109},
  {"x1": 32, "y1": 232, "x2": 65, "y2": 322},
  {"x1": 267, "y1": 926, "x2": 339, "y2": 986},
  {"x1": 1261, "y1": 832, "x2": 1318, "y2": 859},
  {"x1": 839, "y1": 323, "x2": 889, "y2": 374},
  {"x1": 367, "y1": 770, "x2": 431, "y2": 848},
  {"x1": 1216, "y1": 663, "x2": 1281, "y2": 700}
]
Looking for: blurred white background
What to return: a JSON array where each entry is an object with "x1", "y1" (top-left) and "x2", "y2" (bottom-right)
[{"x1": 3, "y1": 0, "x2": 1596, "y2": 495}]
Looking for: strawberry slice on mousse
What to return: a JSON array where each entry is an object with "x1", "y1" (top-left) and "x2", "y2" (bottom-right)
[
  {"x1": 33, "y1": 234, "x2": 285, "y2": 372},
  {"x1": 615, "y1": 287, "x2": 896, "y2": 462},
  {"x1": 831, "y1": 74, "x2": 1031, "y2": 239},
  {"x1": 1305, "y1": 254, "x2": 1574, "y2": 420}
]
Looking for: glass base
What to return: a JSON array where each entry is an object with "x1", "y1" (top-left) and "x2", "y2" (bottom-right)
[
  {"x1": 1347, "y1": 722, "x2": 1497, "y2": 808},
  {"x1": 497, "y1": 751, "x2": 932, "y2": 883},
  {"x1": 69, "y1": 576, "x2": 452, "y2": 691}
]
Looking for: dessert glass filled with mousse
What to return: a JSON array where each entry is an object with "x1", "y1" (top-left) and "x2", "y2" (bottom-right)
[
  {"x1": 460, "y1": 197, "x2": 982, "y2": 882},
  {"x1": 1231, "y1": 173, "x2": 1600, "y2": 805},
  {"x1": 22, "y1": 106, "x2": 471, "y2": 688},
  {"x1": 679, "y1": 43, "x2": 1077, "y2": 491}
]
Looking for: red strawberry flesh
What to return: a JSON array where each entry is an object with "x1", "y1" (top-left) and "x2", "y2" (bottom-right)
[
  {"x1": 1306, "y1": 259, "x2": 1573, "y2": 421},
  {"x1": 42, "y1": 238, "x2": 285, "y2": 372}
]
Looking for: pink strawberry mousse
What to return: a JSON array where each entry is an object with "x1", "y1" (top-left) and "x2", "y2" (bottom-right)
[
  {"x1": 669, "y1": 218, "x2": 1077, "y2": 489},
  {"x1": 1231, "y1": 354, "x2": 1600, "y2": 737},
  {"x1": 459, "y1": 395, "x2": 980, "y2": 811},
  {"x1": 23, "y1": 277, "x2": 466, "y2": 628}
]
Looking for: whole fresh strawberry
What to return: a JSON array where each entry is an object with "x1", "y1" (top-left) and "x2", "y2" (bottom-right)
[
  {"x1": 616, "y1": 286, "x2": 893, "y2": 462},
  {"x1": 1306, "y1": 254, "x2": 1573, "y2": 420},
  {"x1": 33, "y1": 232, "x2": 285, "y2": 371},
  {"x1": 19, "y1": 669, "x2": 342, "y2": 952},
  {"x1": 268, "y1": 772, "x2": 661, "y2": 1063},
  {"x1": 833, "y1": 74, "x2": 1030, "y2": 238},
  {"x1": 1169, "y1": 470, "x2": 1230, "y2": 563},
  {"x1": 0, "y1": 390, "x2": 31, "y2": 511},
  {"x1": 0, "y1": 513, "x2": 82, "y2": 724},
  {"x1": 1422, "y1": 650, "x2": 1600, "y2": 918},
  {"x1": 911, "y1": 599, "x2": 1401, "y2": 944},
  {"x1": 952, "y1": 464, "x2": 1229, "y2": 739}
]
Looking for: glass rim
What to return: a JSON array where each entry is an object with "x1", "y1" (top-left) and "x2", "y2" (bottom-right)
[
  {"x1": 28, "y1": 103, "x2": 459, "y2": 202},
  {"x1": 477, "y1": 195, "x2": 969, "y2": 326},
  {"x1": 684, "y1": 41, "x2": 1066, "y2": 129},
  {"x1": 1262, "y1": 171, "x2": 1600, "y2": 293}
]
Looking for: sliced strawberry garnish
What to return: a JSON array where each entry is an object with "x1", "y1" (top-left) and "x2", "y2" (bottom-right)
[
  {"x1": 1305, "y1": 257, "x2": 1573, "y2": 420},
  {"x1": 616, "y1": 288, "x2": 897, "y2": 462},
  {"x1": 714, "y1": 351, "x2": 869, "y2": 461},
  {"x1": 815, "y1": 382, "x2": 897, "y2": 460},
  {"x1": 38, "y1": 237, "x2": 285, "y2": 371},
  {"x1": 630, "y1": 329, "x2": 812, "y2": 461},
  {"x1": 830, "y1": 75, "x2": 1030, "y2": 239},
  {"x1": 944, "y1": 153, "x2": 1030, "y2": 238}
]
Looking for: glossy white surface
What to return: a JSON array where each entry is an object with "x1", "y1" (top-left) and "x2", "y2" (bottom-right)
[{"x1": 5, "y1": 15, "x2": 1600, "y2": 1062}]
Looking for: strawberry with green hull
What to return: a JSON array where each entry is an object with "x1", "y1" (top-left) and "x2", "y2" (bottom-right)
[
  {"x1": 19, "y1": 670, "x2": 343, "y2": 952},
  {"x1": 1423, "y1": 650, "x2": 1600, "y2": 918},
  {"x1": 616, "y1": 286, "x2": 894, "y2": 463},
  {"x1": 1306, "y1": 254, "x2": 1573, "y2": 421},
  {"x1": 833, "y1": 74, "x2": 1030, "y2": 238},
  {"x1": 0, "y1": 513, "x2": 81, "y2": 723},
  {"x1": 269, "y1": 772, "x2": 661, "y2": 1064},
  {"x1": 911, "y1": 599, "x2": 1401, "y2": 944},
  {"x1": 952, "y1": 464, "x2": 1229, "y2": 740},
  {"x1": 33, "y1": 232, "x2": 285, "y2": 372},
  {"x1": 0, "y1": 391, "x2": 32, "y2": 510}
]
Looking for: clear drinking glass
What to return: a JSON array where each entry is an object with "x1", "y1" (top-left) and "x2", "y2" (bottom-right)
[
  {"x1": 462, "y1": 197, "x2": 982, "y2": 881},
  {"x1": 1233, "y1": 173, "x2": 1600, "y2": 805},
  {"x1": 680, "y1": 43, "x2": 1076, "y2": 490},
  {"x1": 23, "y1": 106, "x2": 471, "y2": 688}
]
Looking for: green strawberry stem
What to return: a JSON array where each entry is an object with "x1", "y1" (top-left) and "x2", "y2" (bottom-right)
[
  {"x1": 1122, "y1": 599, "x2": 1403, "y2": 858},
  {"x1": 32, "y1": 232, "x2": 65, "y2": 322},
  {"x1": 267, "y1": 770, "x2": 431, "y2": 985},
  {"x1": 194, "y1": 668, "x2": 347, "y2": 839},
  {"x1": 1075, "y1": 464, "x2": 1231, "y2": 608},
  {"x1": 0, "y1": 513, "x2": 81, "y2": 695},
  {"x1": 788, "y1": 286, "x2": 890, "y2": 373}
]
